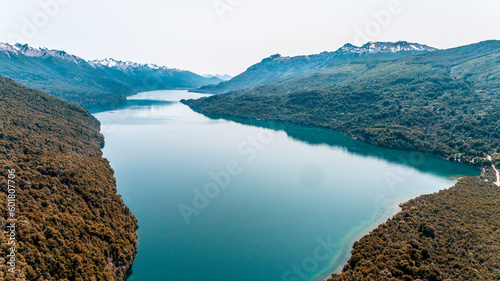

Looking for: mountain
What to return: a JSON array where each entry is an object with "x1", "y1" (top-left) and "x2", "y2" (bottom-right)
[
  {"x1": 183, "y1": 40, "x2": 500, "y2": 165},
  {"x1": 0, "y1": 43, "x2": 222, "y2": 107},
  {"x1": 193, "y1": 41, "x2": 438, "y2": 94},
  {"x1": 0, "y1": 76, "x2": 137, "y2": 280},
  {"x1": 203, "y1": 73, "x2": 233, "y2": 81},
  {"x1": 0, "y1": 43, "x2": 87, "y2": 63},
  {"x1": 336, "y1": 41, "x2": 437, "y2": 54}
]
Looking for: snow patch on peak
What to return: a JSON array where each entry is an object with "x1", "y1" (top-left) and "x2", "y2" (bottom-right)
[
  {"x1": 89, "y1": 58, "x2": 120, "y2": 68},
  {"x1": 89, "y1": 58, "x2": 178, "y2": 72},
  {"x1": 0, "y1": 43, "x2": 16, "y2": 52},
  {"x1": 338, "y1": 41, "x2": 438, "y2": 54},
  {"x1": 0, "y1": 42, "x2": 84, "y2": 64},
  {"x1": 0, "y1": 42, "x2": 180, "y2": 71}
]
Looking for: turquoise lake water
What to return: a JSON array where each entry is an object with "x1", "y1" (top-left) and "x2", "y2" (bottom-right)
[{"x1": 91, "y1": 90, "x2": 480, "y2": 281}]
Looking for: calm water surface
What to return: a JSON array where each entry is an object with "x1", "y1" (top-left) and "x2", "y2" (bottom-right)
[{"x1": 92, "y1": 90, "x2": 480, "y2": 281}]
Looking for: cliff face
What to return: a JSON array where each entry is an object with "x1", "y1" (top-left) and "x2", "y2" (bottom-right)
[{"x1": 0, "y1": 76, "x2": 137, "y2": 280}]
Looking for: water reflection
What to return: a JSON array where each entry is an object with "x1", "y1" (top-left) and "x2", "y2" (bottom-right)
[
  {"x1": 90, "y1": 98, "x2": 480, "y2": 178},
  {"x1": 196, "y1": 116, "x2": 481, "y2": 178}
]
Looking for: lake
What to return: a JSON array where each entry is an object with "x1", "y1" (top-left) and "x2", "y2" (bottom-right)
[{"x1": 91, "y1": 90, "x2": 480, "y2": 281}]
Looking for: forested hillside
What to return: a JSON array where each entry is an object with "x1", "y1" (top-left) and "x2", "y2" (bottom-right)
[
  {"x1": 184, "y1": 40, "x2": 500, "y2": 166},
  {"x1": 0, "y1": 76, "x2": 137, "y2": 280}
]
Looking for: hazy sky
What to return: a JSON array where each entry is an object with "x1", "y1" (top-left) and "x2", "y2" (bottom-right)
[{"x1": 0, "y1": 0, "x2": 499, "y2": 75}]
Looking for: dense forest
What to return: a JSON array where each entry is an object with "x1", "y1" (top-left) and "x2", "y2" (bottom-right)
[
  {"x1": 184, "y1": 40, "x2": 500, "y2": 166},
  {"x1": 0, "y1": 76, "x2": 137, "y2": 280}
]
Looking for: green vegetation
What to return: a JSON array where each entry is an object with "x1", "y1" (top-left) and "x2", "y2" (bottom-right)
[
  {"x1": 195, "y1": 42, "x2": 435, "y2": 95},
  {"x1": 0, "y1": 39, "x2": 498, "y2": 280},
  {"x1": 328, "y1": 176, "x2": 500, "y2": 281},
  {"x1": 0, "y1": 44, "x2": 222, "y2": 107},
  {"x1": 0, "y1": 76, "x2": 137, "y2": 280}
]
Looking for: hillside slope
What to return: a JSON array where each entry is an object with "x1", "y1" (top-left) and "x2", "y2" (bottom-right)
[
  {"x1": 194, "y1": 41, "x2": 437, "y2": 94},
  {"x1": 0, "y1": 76, "x2": 137, "y2": 280},
  {"x1": 183, "y1": 40, "x2": 500, "y2": 165},
  {"x1": 0, "y1": 43, "x2": 221, "y2": 107}
]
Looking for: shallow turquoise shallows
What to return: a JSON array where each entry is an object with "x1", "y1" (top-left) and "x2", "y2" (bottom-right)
[{"x1": 92, "y1": 90, "x2": 480, "y2": 281}]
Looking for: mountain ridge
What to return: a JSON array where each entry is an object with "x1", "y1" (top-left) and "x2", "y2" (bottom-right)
[
  {"x1": 193, "y1": 41, "x2": 438, "y2": 94},
  {"x1": 338, "y1": 41, "x2": 438, "y2": 54},
  {"x1": 0, "y1": 42, "x2": 85, "y2": 64},
  {"x1": 89, "y1": 58, "x2": 180, "y2": 73},
  {"x1": 0, "y1": 42, "x2": 222, "y2": 107}
]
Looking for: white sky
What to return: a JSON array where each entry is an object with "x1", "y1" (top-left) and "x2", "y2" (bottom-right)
[{"x1": 0, "y1": 0, "x2": 499, "y2": 76}]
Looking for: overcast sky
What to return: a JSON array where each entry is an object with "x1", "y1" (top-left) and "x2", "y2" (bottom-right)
[{"x1": 0, "y1": 0, "x2": 499, "y2": 76}]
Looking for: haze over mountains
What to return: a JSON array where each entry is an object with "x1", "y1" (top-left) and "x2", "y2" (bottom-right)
[{"x1": 0, "y1": 43, "x2": 223, "y2": 107}]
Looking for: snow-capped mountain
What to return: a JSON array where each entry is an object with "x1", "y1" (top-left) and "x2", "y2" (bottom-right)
[
  {"x1": 0, "y1": 42, "x2": 223, "y2": 107},
  {"x1": 89, "y1": 58, "x2": 180, "y2": 73},
  {"x1": 0, "y1": 42, "x2": 85, "y2": 64},
  {"x1": 338, "y1": 41, "x2": 438, "y2": 54},
  {"x1": 0, "y1": 42, "x2": 203, "y2": 75},
  {"x1": 195, "y1": 41, "x2": 438, "y2": 94}
]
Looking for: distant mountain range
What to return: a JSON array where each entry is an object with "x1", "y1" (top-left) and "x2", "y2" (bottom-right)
[
  {"x1": 203, "y1": 73, "x2": 233, "y2": 81},
  {"x1": 0, "y1": 41, "x2": 438, "y2": 107},
  {"x1": 193, "y1": 41, "x2": 438, "y2": 94},
  {"x1": 0, "y1": 43, "x2": 222, "y2": 107}
]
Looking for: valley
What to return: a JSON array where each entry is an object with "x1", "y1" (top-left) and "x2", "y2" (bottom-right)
[
  {"x1": 92, "y1": 90, "x2": 479, "y2": 281},
  {"x1": 1, "y1": 39, "x2": 499, "y2": 281}
]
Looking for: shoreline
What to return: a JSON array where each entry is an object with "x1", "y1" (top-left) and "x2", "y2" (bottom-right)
[
  {"x1": 313, "y1": 192, "x2": 438, "y2": 281},
  {"x1": 486, "y1": 156, "x2": 500, "y2": 186},
  {"x1": 182, "y1": 104, "x2": 485, "y2": 170}
]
